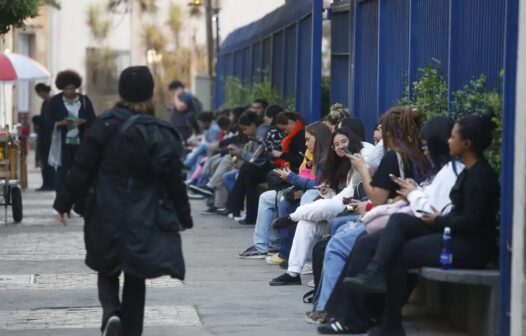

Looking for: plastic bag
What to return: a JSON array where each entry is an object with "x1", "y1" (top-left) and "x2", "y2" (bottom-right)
[{"x1": 48, "y1": 125, "x2": 62, "y2": 169}]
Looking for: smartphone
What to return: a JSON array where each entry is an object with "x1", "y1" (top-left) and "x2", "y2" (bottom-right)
[
  {"x1": 343, "y1": 147, "x2": 352, "y2": 155},
  {"x1": 389, "y1": 173, "x2": 397, "y2": 181},
  {"x1": 416, "y1": 209, "x2": 430, "y2": 214},
  {"x1": 342, "y1": 197, "x2": 353, "y2": 204}
]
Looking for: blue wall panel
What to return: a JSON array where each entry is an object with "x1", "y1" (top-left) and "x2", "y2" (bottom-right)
[
  {"x1": 284, "y1": 25, "x2": 297, "y2": 97},
  {"x1": 353, "y1": 0, "x2": 379, "y2": 140},
  {"x1": 233, "y1": 50, "x2": 243, "y2": 79},
  {"x1": 448, "y1": 0, "x2": 506, "y2": 95},
  {"x1": 262, "y1": 37, "x2": 272, "y2": 80},
  {"x1": 242, "y1": 47, "x2": 251, "y2": 83},
  {"x1": 251, "y1": 42, "x2": 262, "y2": 81},
  {"x1": 330, "y1": 8, "x2": 350, "y2": 107},
  {"x1": 410, "y1": 0, "x2": 449, "y2": 81},
  {"x1": 272, "y1": 31, "x2": 285, "y2": 93},
  {"x1": 297, "y1": 15, "x2": 313, "y2": 120},
  {"x1": 378, "y1": 0, "x2": 410, "y2": 113}
]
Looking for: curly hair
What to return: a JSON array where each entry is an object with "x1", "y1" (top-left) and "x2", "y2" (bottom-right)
[
  {"x1": 55, "y1": 70, "x2": 82, "y2": 90},
  {"x1": 380, "y1": 105, "x2": 428, "y2": 179},
  {"x1": 319, "y1": 128, "x2": 362, "y2": 189}
]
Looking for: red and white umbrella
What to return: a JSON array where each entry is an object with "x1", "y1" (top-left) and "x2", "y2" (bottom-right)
[{"x1": 0, "y1": 52, "x2": 50, "y2": 81}]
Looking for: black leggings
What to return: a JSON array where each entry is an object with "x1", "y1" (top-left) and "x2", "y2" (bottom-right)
[
  {"x1": 227, "y1": 162, "x2": 270, "y2": 222},
  {"x1": 325, "y1": 213, "x2": 494, "y2": 329},
  {"x1": 98, "y1": 272, "x2": 146, "y2": 336},
  {"x1": 373, "y1": 213, "x2": 493, "y2": 328}
]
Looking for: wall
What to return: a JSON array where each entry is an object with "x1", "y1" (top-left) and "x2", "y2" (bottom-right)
[{"x1": 330, "y1": 0, "x2": 506, "y2": 141}]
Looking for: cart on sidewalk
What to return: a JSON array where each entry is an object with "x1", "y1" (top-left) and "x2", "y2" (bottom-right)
[{"x1": 0, "y1": 128, "x2": 22, "y2": 224}]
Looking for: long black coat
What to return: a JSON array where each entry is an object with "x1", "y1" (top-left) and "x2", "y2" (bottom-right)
[{"x1": 54, "y1": 107, "x2": 192, "y2": 280}]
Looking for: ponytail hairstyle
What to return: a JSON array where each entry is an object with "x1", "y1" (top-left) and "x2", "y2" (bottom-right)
[
  {"x1": 305, "y1": 121, "x2": 332, "y2": 172},
  {"x1": 420, "y1": 117, "x2": 454, "y2": 175},
  {"x1": 325, "y1": 103, "x2": 350, "y2": 126},
  {"x1": 456, "y1": 115, "x2": 495, "y2": 157},
  {"x1": 381, "y1": 105, "x2": 429, "y2": 179}
]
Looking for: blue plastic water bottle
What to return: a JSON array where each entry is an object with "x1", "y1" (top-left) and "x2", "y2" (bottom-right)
[{"x1": 439, "y1": 227, "x2": 453, "y2": 270}]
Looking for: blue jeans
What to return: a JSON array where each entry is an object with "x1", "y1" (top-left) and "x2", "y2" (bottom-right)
[
  {"x1": 222, "y1": 170, "x2": 237, "y2": 192},
  {"x1": 315, "y1": 220, "x2": 364, "y2": 311},
  {"x1": 278, "y1": 189, "x2": 320, "y2": 260},
  {"x1": 253, "y1": 190, "x2": 281, "y2": 253},
  {"x1": 328, "y1": 214, "x2": 358, "y2": 235}
]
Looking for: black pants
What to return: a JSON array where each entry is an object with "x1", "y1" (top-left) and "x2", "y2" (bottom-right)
[
  {"x1": 372, "y1": 213, "x2": 494, "y2": 328},
  {"x1": 55, "y1": 144, "x2": 79, "y2": 192},
  {"x1": 98, "y1": 272, "x2": 146, "y2": 336},
  {"x1": 227, "y1": 162, "x2": 271, "y2": 223},
  {"x1": 40, "y1": 151, "x2": 56, "y2": 189}
]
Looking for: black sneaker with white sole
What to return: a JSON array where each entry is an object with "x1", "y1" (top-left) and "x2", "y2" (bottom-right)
[
  {"x1": 102, "y1": 315, "x2": 121, "y2": 336},
  {"x1": 188, "y1": 184, "x2": 214, "y2": 197},
  {"x1": 238, "y1": 245, "x2": 267, "y2": 259},
  {"x1": 201, "y1": 206, "x2": 218, "y2": 215}
]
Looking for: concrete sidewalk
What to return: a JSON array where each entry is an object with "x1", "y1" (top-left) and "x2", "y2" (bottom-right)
[{"x1": 0, "y1": 166, "x2": 467, "y2": 335}]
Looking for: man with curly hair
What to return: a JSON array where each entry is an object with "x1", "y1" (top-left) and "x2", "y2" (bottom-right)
[{"x1": 44, "y1": 70, "x2": 96, "y2": 194}]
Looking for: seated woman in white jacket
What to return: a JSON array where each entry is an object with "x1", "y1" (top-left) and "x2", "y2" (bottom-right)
[
  {"x1": 269, "y1": 128, "x2": 364, "y2": 286},
  {"x1": 309, "y1": 117, "x2": 462, "y2": 326},
  {"x1": 269, "y1": 106, "x2": 429, "y2": 286}
]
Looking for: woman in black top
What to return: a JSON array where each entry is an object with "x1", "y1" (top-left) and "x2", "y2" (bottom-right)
[{"x1": 344, "y1": 115, "x2": 499, "y2": 336}]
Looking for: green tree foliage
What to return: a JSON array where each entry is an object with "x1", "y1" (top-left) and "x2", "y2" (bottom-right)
[
  {"x1": 0, "y1": 0, "x2": 40, "y2": 35},
  {"x1": 399, "y1": 60, "x2": 449, "y2": 120},
  {"x1": 399, "y1": 62, "x2": 503, "y2": 172},
  {"x1": 224, "y1": 76, "x2": 296, "y2": 112}
]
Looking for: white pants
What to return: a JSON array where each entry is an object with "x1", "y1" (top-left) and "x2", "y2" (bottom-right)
[
  {"x1": 290, "y1": 197, "x2": 346, "y2": 223},
  {"x1": 287, "y1": 197, "x2": 347, "y2": 274}
]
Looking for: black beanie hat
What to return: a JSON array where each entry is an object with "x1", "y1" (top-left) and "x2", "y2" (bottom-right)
[{"x1": 118, "y1": 66, "x2": 154, "y2": 102}]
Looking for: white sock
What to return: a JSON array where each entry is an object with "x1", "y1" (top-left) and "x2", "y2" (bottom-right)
[{"x1": 287, "y1": 271, "x2": 299, "y2": 277}]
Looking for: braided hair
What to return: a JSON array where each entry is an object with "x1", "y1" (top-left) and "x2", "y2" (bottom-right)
[{"x1": 380, "y1": 106, "x2": 429, "y2": 180}]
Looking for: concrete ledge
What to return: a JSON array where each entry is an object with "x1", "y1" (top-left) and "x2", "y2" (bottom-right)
[{"x1": 419, "y1": 267, "x2": 499, "y2": 287}]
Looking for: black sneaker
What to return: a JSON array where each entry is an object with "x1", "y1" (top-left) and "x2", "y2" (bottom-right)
[
  {"x1": 272, "y1": 216, "x2": 297, "y2": 230},
  {"x1": 269, "y1": 272, "x2": 301, "y2": 286},
  {"x1": 343, "y1": 270, "x2": 386, "y2": 293},
  {"x1": 201, "y1": 206, "x2": 218, "y2": 215},
  {"x1": 238, "y1": 245, "x2": 267, "y2": 259},
  {"x1": 188, "y1": 184, "x2": 214, "y2": 197},
  {"x1": 238, "y1": 219, "x2": 255, "y2": 225},
  {"x1": 102, "y1": 315, "x2": 121, "y2": 336},
  {"x1": 216, "y1": 208, "x2": 230, "y2": 215},
  {"x1": 187, "y1": 191, "x2": 205, "y2": 200}
]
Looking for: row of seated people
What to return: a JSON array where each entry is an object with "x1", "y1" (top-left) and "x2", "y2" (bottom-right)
[{"x1": 183, "y1": 102, "x2": 499, "y2": 336}]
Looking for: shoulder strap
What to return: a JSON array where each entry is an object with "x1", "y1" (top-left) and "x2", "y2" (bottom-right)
[
  {"x1": 395, "y1": 152, "x2": 405, "y2": 179},
  {"x1": 119, "y1": 114, "x2": 141, "y2": 135}
]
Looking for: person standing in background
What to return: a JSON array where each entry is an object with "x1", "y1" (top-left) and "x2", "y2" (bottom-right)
[
  {"x1": 44, "y1": 70, "x2": 96, "y2": 193},
  {"x1": 168, "y1": 80, "x2": 201, "y2": 142},
  {"x1": 34, "y1": 83, "x2": 55, "y2": 191}
]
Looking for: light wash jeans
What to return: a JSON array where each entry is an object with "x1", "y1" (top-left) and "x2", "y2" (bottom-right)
[
  {"x1": 253, "y1": 190, "x2": 281, "y2": 253},
  {"x1": 315, "y1": 220, "x2": 364, "y2": 311}
]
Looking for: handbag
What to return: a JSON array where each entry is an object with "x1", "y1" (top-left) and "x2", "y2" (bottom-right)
[
  {"x1": 48, "y1": 125, "x2": 62, "y2": 169},
  {"x1": 266, "y1": 170, "x2": 289, "y2": 190},
  {"x1": 283, "y1": 186, "x2": 304, "y2": 203}
]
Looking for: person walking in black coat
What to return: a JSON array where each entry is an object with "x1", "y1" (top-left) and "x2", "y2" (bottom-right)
[
  {"x1": 53, "y1": 66, "x2": 193, "y2": 336},
  {"x1": 34, "y1": 83, "x2": 55, "y2": 191},
  {"x1": 44, "y1": 70, "x2": 96, "y2": 192}
]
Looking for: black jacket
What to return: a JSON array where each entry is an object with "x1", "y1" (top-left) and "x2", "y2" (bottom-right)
[
  {"x1": 44, "y1": 93, "x2": 96, "y2": 152},
  {"x1": 279, "y1": 129, "x2": 306, "y2": 171},
  {"x1": 54, "y1": 107, "x2": 192, "y2": 280}
]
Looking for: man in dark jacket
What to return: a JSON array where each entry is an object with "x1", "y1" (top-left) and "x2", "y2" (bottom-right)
[{"x1": 54, "y1": 66, "x2": 193, "y2": 336}]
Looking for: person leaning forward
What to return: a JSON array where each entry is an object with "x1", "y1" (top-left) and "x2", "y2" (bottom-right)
[{"x1": 53, "y1": 66, "x2": 193, "y2": 336}]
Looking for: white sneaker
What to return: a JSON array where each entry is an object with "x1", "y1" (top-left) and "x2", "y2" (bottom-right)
[{"x1": 301, "y1": 262, "x2": 313, "y2": 275}]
